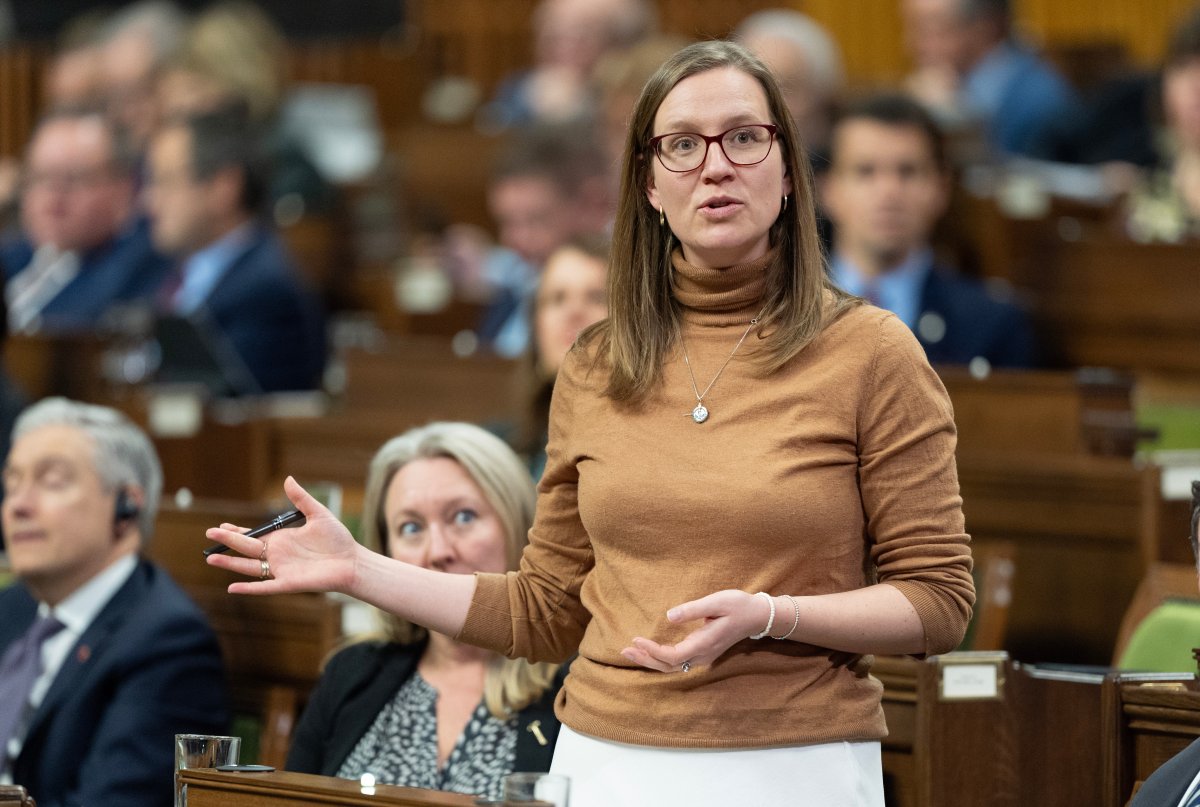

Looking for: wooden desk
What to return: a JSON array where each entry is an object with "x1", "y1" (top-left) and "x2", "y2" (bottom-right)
[
  {"x1": 3, "y1": 332, "x2": 114, "y2": 403},
  {"x1": 1103, "y1": 673, "x2": 1200, "y2": 807},
  {"x1": 958, "y1": 453, "x2": 1158, "y2": 663},
  {"x1": 276, "y1": 336, "x2": 521, "y2": 503},
  {"x1": 936, "y1": 367, "x2": 1162, "y2": 663},
  {"x1": 1026, "y1": 238, "x2": 1200, "y2": 376},
  {"x1": 941, "y1": 366, "x2": 1138, "y2": 459},
  {"x1": 878, "y1": 652, "x2": 1107, "y2": 806},
  {"x1": 178, "y1": 769, "x2": 476, "y2": 806}
]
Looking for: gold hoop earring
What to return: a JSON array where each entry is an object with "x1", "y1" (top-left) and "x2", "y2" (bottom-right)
[
  {"x1": 782, "y1": 194, "x2": 789, "y2": 212},
  {"x1": 659, "y1": 207, "x2": 665, "y2": 226}
]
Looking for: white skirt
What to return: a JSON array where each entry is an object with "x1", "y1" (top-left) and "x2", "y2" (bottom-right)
[{"x1": 549, "y1": 724, "x2": 884, "y2": 807}]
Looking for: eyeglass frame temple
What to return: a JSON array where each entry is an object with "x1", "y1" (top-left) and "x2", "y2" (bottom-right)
[{"x1": 647, "y1": 123, "x2": 779, "y2": 173}]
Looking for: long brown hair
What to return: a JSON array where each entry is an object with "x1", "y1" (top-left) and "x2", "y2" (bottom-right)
[{"x1": 584, "y1": 40, "x2": 857, "y2": 402}]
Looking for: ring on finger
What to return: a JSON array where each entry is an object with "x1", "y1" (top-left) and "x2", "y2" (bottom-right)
[
  {"x1": 259, "y1": 559, "x2": 271, "y2": 580},
  {"x1": 259, "y1": 539, "x2": 268, "y2": 561}
]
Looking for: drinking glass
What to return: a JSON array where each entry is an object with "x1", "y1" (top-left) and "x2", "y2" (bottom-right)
[
  {"x1": 503, "y1": 772, "x2": 570, "y2": 806},
  {"x1": 174, "y1": 734, "x2": 240, "y2": 807}
]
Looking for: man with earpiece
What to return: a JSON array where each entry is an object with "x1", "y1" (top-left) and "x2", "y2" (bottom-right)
[{"x1": 0, "y1": 398, "x2": 229, "y2": 807}]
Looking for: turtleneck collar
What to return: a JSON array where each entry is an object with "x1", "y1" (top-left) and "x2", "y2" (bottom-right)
[{"x1": 671, "y1": 247, "x2": 774, "y2": 327}]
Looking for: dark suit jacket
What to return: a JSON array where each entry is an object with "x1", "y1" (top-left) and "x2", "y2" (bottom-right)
[
  {"x1": 1, "y1": 217, "x2": 170, "y2": 333},
  {"x1": 917, "y1": 267, "x2": 1037, "y2": 369},
  {"x1": 286, "y1": 640, "x2": 566, "y2": 779},
  {"x1": 1130, "y1": 737, "x2": 1200, "y2": 806},
  {"x1": 185, "y1": 226, "x2": 326, "y2": 393},
  {"x1": 0, "y1": 560, "x2": 230, "y2": 807}
]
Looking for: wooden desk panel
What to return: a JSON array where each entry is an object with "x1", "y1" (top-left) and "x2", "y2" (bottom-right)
[
  {"x1": 1021, "y1": 236, "x2": 1200, "y2": 376},
  {"x1": 879, "y1": 654, "x2": 1107, "y2": 806},
  {"x1": 941, "y1": 367, "x2": 1136, "y2": 459},
  {"x1": 1104, "y1": 674, "x2": 1200, "y2": 807},
  {"x1": 179, "y1": 769, "x2": 476, "y2": 807},
  {"x1": 959, "y1": 454, "x2": 1158, "y2": 664}
]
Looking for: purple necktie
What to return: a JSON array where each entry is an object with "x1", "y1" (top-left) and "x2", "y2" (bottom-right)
[{"x1": 0, "y1": 615, "x2": 65, "y2": 761}]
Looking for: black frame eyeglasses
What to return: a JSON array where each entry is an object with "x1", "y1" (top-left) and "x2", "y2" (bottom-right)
[{"x1": 648, "y1": 124, "x2": 779, "y2": 173}]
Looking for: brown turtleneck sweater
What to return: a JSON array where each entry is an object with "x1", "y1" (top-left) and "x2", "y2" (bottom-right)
[{"x1": 459, "y1": 250, "x2": 974, "y2": 748}]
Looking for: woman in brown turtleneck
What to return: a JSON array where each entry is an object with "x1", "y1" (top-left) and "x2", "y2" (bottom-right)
[{"x1": 208, "y1": 41, "x2": 974, "y2": 807}]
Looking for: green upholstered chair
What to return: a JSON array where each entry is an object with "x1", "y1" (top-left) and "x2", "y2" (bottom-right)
[{"x1": 1116, "y1": 599, "x2": 1200, "y2": 672}]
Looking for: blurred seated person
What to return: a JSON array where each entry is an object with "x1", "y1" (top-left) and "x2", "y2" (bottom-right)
[
  {"x1": 2, "y1": 108, "x2": 169, "y2": 334},
  {"x1": 0, "y1": 397, "x2": 228, "y2": 806},
  {"x1": 1127, "y1": 6, "x2": 1200, "y2": 243},
  {"x1": 476, "y1": 124, "x2": 608, "y2": 358},
  {"x1": 99, "y1": 0, "x2": 186, "y2": 156},
  {"x1": 480, "y1": 0, "x2": 655, "y2": 130},
  {"x1": 733, "y1": 9, "x2": 844, "y2": 174},
  {"x1": 286, "y1": 422, "x2": 567, "y2": 802},
  {"x1": 43, "y1": 11, "x2": 110, "y2": 111},
  {"x1": 157, "y1": 1, "x2": 334, "y2": 217},
  {"x1": 514, "y1": 237, "x2": 608, "y2": 479},
  {"x1": 823, "y1": 94, "x2": 1035, "y2": 369},
  {"x1": 145, "y1": 105, "x2": 326, "y2": 393},
  {"x1": 593, "y1": 35, "x2": 693, "y2": 190},
  {"x1": 0, "y1": 12, "x2": 110, "y2": 234},
  {"x1": 901, "y1": 0, "x2": 1078, "y2": 159},
  {"x1": 1129, "y1": 480, "x2": 1200, "y2": 806},
  {"x1": 734, "y1": 8, "x2": 843, "y2": 251}
]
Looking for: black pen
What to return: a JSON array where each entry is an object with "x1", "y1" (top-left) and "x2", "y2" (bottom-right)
[{"x1": 202, "y1": 510, "x2": 306, "y2": 556}]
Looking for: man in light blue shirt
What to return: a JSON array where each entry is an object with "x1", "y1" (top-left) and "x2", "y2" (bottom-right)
[
  {"x1": 823, "y1": 94, "x2": 1035, "y2": 369},
  {"x1": 145, "y1": 106, "x2": 325, "y2": 392}
]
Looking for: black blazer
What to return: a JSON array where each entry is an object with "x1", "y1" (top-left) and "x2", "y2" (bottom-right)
[
  {"x1": 286, "y1": 640, "x2": 566, "y2": 778},
  {"x1": 0, "y1": 560, "x2": 230, "y2": 807},
  {"x1": 190, "y1": 226, "x2": 326, "y2": 393},
  {"x1": 1130, "y1": 737, "x2": 1200, "y2": 806},
  {"x1": 917, "y1": 267, "x2": 1037, "y2": 369}
]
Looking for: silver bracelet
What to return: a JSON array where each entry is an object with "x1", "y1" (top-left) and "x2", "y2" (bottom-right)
[
  {"x1": 772, "y1": 594, "x2": 800, "y2": 640},
  {"x1": 749, "y1": 591, "x2": 775, "y2": 640}
]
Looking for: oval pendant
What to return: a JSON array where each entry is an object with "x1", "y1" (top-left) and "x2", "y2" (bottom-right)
[{"x1": 692, "y1": 404, "x2": 709, "y2": 423}]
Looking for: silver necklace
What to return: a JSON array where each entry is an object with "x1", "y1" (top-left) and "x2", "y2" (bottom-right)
[{"x1": 678, "y1": 313, "x2": 762, "y2": 424}]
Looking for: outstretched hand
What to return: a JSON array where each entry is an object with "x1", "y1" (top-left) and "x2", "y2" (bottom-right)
[
  {"x1": 205, "y1": 476, "x2": 362, "y2": 596},
  {"x1": 620, "y1": 589, "x2": 772, "y2": 673}
]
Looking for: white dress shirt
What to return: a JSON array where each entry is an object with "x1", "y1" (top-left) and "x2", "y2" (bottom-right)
[{"x1": 5, "y1": 245, "x2": 81, "y2": 333}]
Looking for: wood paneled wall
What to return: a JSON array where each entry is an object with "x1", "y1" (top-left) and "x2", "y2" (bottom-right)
[
  {"x1": 802, "y1": 0, "x2": 1192, "y2": 85},
  {"x1": 1019, "y1": 0, "x2": 1195, "y2": 65}
]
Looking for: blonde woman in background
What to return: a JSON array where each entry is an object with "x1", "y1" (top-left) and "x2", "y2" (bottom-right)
[{"x1": 285, "y1": 423, "x2": 566, "y2": 802}]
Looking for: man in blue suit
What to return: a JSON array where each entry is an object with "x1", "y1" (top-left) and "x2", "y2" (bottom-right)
[
  {"x1": 145, "y1": 106, "x2": 326, "y2": 393},
  {"x1": 0, "y1": 397, "x2": 229, "y2": 807},
  {"x1": 901, "y1": 0, "x2": 1078, "y2": 158},
  {"x1": 823, "y1": 93, "x2": 1035, "y2": 370},
  {"x1": 2, "y1": 109, "x2": 170, "y2": 333}
]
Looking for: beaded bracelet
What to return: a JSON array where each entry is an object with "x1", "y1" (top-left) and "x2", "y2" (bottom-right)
[
  {"x1": 749, "y1": 591, "x2": 775, "y2": 640},
  {"x1": 772, "y1": 594, "x2": 800, "y2": 640}
]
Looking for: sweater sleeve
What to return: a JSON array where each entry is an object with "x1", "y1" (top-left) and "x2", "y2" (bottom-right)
[
  {"x1": 857, "y1": 313, "x2": 975, "y2": 655},
  {"x1": 457, "y1": 346, "x2": 595, "y2": 663}
]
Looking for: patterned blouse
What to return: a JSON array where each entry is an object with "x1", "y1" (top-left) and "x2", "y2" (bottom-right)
[{"x1": 336, "y1": 673, "x2": 519, "y2": 801}]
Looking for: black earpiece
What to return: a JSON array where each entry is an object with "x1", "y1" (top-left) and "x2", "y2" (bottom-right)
[{"x1": 114, "y1": 489, "x2": 140, "y2": 523}]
